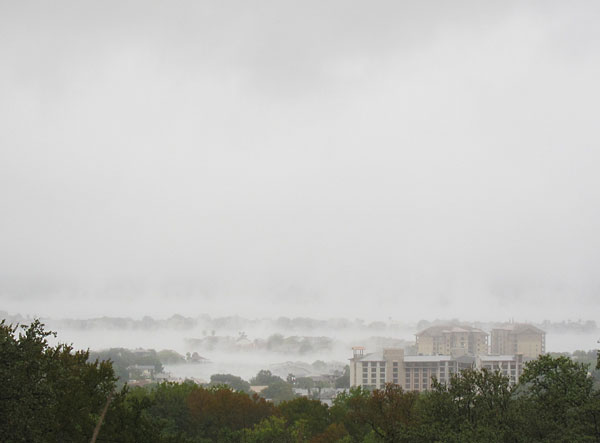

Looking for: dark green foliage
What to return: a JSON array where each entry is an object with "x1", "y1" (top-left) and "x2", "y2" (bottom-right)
[
  {"x1": 250, "y1": 369, "x2": 284, "y2": 385},
  {"x1": 296, "y1": 376, "x2": 316, "y2": 390},
  {"x1": 0, "y1": 319, "x2": 117, "y2": 443},
  {"x1": 97, "y1": 387, "x2": 164, "y2": 443},
  {"x1": 311, "y1": 422, "x2": 351, "y2": 443},
  {"x1": 419, "y1": 369, "x2": 515, "y2": 442},
  {"x1": 144, "y1": 381, "x2": 200, "y2": 440},
  {"x1": 249, "y1": 369, "x2": 296, "y2": 404},
  {"x1": 157, "y1": 349, "x2": 186, "y2": 365},
  {"x1": 260, "y1": 380, "x2": 296, "y2": 404},
  {"x1": 278, "y1": 396, "x2": 330, "y2": 436},
  {"x1": 517, "y1": 354, "x2": 600, "y2": 442},
  {"x1": 186, "y1": 385, "x2": 275, "y2": 440},
  {"x1": 343, "y1": 384, "x2": 420, "y2": 443},
  {"x1": 335, "y1": 365, "x2": 351, "y2": 389},
  {"x1": 210, "y1": 373, "x2": 252, "y2": 393},
  {"x1": 329, "y1": 387, "x2": 374, "y2": 441},
  {"x1": 243, "y1": 416, "x2": 295, "y2": 442},
  {"x1": 89, "y1": 347, "x2": 164, "y2": 384}
]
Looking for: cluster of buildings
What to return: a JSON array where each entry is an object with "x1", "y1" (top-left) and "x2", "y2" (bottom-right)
[{"x1": 350, "y1": 323, "x2": 545, "y2": 392}]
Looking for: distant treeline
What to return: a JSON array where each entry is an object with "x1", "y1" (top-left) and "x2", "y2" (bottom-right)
[
  {"x1": 0, "y1": 311, "x2": 414, "y2": 332},
  {"x1": 2, "y1": 310, "x2": 597, "y2": 335},
  {"x1": 185, "y1": 333, "x2": 337, "y2": 354},
  {"x1": 2, "y1": 318, "x2": 600, "y2": 442}
]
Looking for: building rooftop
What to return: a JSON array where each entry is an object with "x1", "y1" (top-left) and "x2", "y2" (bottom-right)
[
  {"x1": 416, "y1": 324, "x2": 488, "y2": 336},
  {"x1": 355, "y1": 353, "x2": 476, "y2": 364},
  {"x1": 404, "y1": 355, "x2": 454, "y2": 362},
  {"x1": 492, "y1": 323, "x2": 545, "y2": 334},
  {"x1": 479, "y1": 354, "x2": 521, "y2": 361},
  {"x1": 357, "y1": 351, "x2": 385, "y2": 362}
]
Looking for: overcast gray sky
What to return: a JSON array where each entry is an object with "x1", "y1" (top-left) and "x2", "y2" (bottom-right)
[{"x1": 1, "y1": 0, "x2": 599, "y2": 321}]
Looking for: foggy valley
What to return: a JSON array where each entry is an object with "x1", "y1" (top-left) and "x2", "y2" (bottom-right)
[
  {"x1": 1, "y1": 0, "x2": 600, "y2": 441},
  {"x1": 2, "y1": 310, "x2": 597, "y2": 382}
]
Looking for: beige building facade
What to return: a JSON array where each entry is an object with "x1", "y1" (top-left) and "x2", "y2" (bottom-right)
[
  {"x1": 350, "y1": 347, "x2": 525, "y2": 392},
  {"x1": 350, "y1": 347, "x2": 476, "y2": 392},
  {"x1": 477, "y1": 354, "x2": 524, "y2": 385},
  {"x1": 415, "y1": 325, "x2": 489, "y2": 356},
  {"x1": 349, "y1": 347, "x2": 405, "y2": 391},
  {"x1": 350, "y1": 323, "x2": 542, "y2": 392},
  {"x1": 490, "y1": 324, "x2": 545, "y2": 359}
]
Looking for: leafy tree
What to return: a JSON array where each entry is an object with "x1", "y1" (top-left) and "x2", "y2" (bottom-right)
[
  {"x1": 311, "y1": 423, "x2": 351, "y2": 443},
  {"x1": 277, "y1": 396, "x2": 330, "y2": 437},
  {"x1": 186, "y1": 386, "x2": 274, "y2": 439},
  {"x1": 145, "y1": 381, "x2": 200, "y2": 440},
  {"x1": 354, "y1": 384, "x2": 420, "y2": 442},
  {"x1": 243, "y1": 416, "x2": 294, "y2": 443},
  {"x1": 89, "y1": 347, "x2": 164, "y2": 384},
  {"x1": 0, "y1": 320, "x2": 117, "y2": 443},
  {"x1": 210, "y1": 373, "x2": 252, "y2": 393},
  {"x1": 329, "y1": 387, "x2": 375, "y2": 442},
  {"x1": 335, "y1": 365, "x2": 350, "y2": 389},
  {"x1": 251, "y1": 369, "x2": 284, "y2": 386},
  {"x1": 420, "y1": 369, "x2": 515, "y2": 442},
  {"x1": 157, "y1": 349, "x2": 186, "y2": 365},
  {"x1": 98, "y1": 386, "x2": 163, "y2": 443},
  {"x1": 260, "y1": 380, "x2": 296, "y2": 404},
  {"x1": 518, "y1": 354, "x2": 598, "y2": 441},
  {"x1": 296, "y1": 376, "x2": 316, "y2": 390}
]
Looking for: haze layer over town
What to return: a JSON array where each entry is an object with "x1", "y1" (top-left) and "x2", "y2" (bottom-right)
[{"x1": 1, "y1": 1, "x2": 599, "y2": 381}]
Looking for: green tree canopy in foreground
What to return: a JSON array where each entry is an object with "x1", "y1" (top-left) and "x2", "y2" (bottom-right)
[{"x1": 0, "y1": 319, "x2": 116, "y2": 442}]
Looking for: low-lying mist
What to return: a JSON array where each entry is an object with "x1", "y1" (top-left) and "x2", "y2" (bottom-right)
[{"x1": 2, "y1": 311, "x2": 597, "y2": 382}]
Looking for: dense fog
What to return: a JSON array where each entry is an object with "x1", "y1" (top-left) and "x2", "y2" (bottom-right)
[{"x1": 1, "y1": 1, "x2": 599, "y2": 331}]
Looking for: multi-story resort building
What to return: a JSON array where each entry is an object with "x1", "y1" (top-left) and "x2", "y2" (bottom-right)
[
  {"x1": 490, "y1": 323, "x2": 545, "y2": 359},
  {"x1": 476, "y1": 354, "x2": 524, "y2": 385},
  {"x1": 415, "y1": 325, "x2": 489, "y2": 356},
  {"x1": 403, "y1": 354, "x2": 476, "y2": 391},
  {"x1": 349, "y1": 347, "x2": 478, "y2": 392},
  {"x1": 349, "y1": 347, "x2": 403, "y2": 391},
  {"x1": 350, "y1": 322, "x2": 543, "y2": 392}
]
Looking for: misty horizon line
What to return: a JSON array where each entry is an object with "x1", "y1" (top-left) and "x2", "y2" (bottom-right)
[{"x1": 2, "y1": 310, "x2": 597, "y2": 330}]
